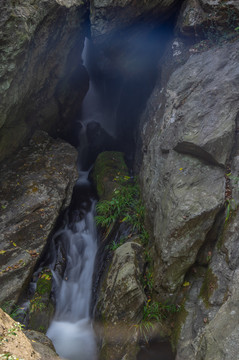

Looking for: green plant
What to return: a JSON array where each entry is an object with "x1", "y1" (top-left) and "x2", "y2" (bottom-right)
[
  {"x1": 95, "y1": 176, "x2": 147, "y2": 237},
  {"x1": 143, "y1": 269, "x2": 154, "y2": 292},
  {"x1": 226, "y1": 172, "x2": 239, "y2": 185},
  {"x1": 133, "y1": 321, "x2": 155, "y2": 343},
  {"x1": 225, "y1": 198, "x2": 237, "y2": 222},
  {"x1": 0, "y1": 354, "x2": 24, "y2": 360},
  {"x1": 30, "y1": 295, "x2": 46, "y2": 313},
  {"x1": 0, "y1": 302, "x2": 26, "y2": 322},
  {"x1": 0, "y1": 323, "x2": 24, "y2": 345},
  {"x1": 143, "y1": 301, "x2": 180, "y2": 322},
  {"x1": 107, "y1": 236, "x2": 127, "y2": 251}
]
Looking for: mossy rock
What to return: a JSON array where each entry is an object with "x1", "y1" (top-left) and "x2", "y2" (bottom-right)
[
  {"x1": 29, "y1": 269, "x2": 54, "y2": 333},
  {"x1": 199, "y1": 267, "x2": 218, "y2": 308},
  {"x1": 91, "y1": 151, "x2": 128, "y2": 200},
  {"x1": 171, "y1": 302, "x2": 188, "y2": 350}
]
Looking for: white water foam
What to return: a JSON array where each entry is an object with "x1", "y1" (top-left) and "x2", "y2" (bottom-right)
[{"x1": 47, "y1": 200, "x2": 98, "y2": 360}]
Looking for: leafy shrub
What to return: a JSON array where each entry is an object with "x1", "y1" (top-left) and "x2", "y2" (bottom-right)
[{"x1": 95, "y1": 176, "x2": 148, "y2": 244}]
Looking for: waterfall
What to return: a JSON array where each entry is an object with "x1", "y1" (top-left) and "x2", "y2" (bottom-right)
[
  {"x1": 46, "y1": 39, "x2": 103, "y2": 360},
  {"x1": 46, "y1": 176, "x2": 98, "y2": 360}
]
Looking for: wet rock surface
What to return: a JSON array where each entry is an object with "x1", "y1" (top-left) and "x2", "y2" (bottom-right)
[{"x1": 0, "y1": 131, "x2": 78, "y2": 307}]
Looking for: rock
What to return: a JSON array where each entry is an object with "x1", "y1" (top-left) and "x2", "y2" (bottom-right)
[
  {"x1": 144, "y1": 150, "x2": 224, "y2": 294},
  {"x1": 95, "y1": 242, "x2": 146, "y2": 360},
  {"x1": 86, "y1": 122, "x2": 119, "y2": 167},
  {"x1": 90, "y1": 0, "x2": 180, "y2": 38},
  {"x1": 0, "y1": 308, "x2": 41, "y2": 359},
  {"x1": 0, "y1": 308, "x2": 60, "y2": 359},
  {"x1": 159, "y1": 41, "x2": 239, "y2": 167},
  {"x1": 0, "y1": 0, "x2": 88, "y2": 162},
  {"x1": 24, "y1": 330, "x2": 61, "y2": 360},
  {"x1": 175, "y1": 207, "x2": 239, "y2": 359},
  {"x1": 176, "y1": 0, "x2": 239, "y2": 38},
  {"x1": 176, "y1": 0, "x2": 207, "y2": 37},
  {"x1": 91, "y1": 151, "x2": 129, "y2": 200},
  {"x1": 139, "y1": 40, "x2": 239, "y2": 296},
  {"x1": 195, "y1": 270, "x2": 239, "y2": 360},
  {"x1": 0, "y1": 131, "x2": 78, "y2": 307},
  {"x1": 96, "y1": 242, "x2": 146, "y2": 323}
]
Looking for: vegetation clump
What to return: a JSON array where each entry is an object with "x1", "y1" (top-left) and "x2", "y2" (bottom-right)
[
  {"x1": 95, "y1": 174, "x2": 149, "y2": 245},
  {"x1": 143, "y1": 300, "x2": 180, "y2": 322}
]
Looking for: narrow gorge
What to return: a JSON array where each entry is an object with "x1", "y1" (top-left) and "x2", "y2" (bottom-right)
[{"x1": 1, "y1": 1, "x2": 239, "y2": 360}]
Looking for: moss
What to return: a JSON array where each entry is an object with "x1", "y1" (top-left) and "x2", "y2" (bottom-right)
[
  {"x1": 91, "y1": 151, "x2": 128, "y2": 199},
  {"x1": 36, "y1": 271, "x2": 52, "y2": 296},
  {"x1": 171, "y1": 302, "x2": 188, "y2": 350},
  {"x1": 217, "y1": 208, "x2": 237, "y2": 250},
  {"x1": 199, "y1": 268, "x2": 218, "y2": 308},
  {"x1": 29, "y1": 269, "x2": 54, "y2": 333}
]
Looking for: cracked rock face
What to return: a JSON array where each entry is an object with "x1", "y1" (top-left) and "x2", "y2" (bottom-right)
[
  {"x1": 0, "y1": 131, "x2": 78, "y2": 306},
  {"x1": 140, "y1": 39, "x2": 239, "y2": 296}
]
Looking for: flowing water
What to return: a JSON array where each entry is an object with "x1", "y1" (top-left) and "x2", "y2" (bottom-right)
[
  {"x1": 46, "y1": 176, "x2": 98, "y2": 360},
  {"x1": 46, "y1": 39, "x2": 102, "y2": 360}
]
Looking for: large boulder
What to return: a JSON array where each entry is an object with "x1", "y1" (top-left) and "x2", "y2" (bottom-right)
[
  {"x1": 0, "y1": 0, "x2": 89, "y2": 162},
  {"x1": 140, "y1": 39, "x2": 239, "y2": 297},
  {"x1": 0, "y1": 131, "x2": 78, "y2": 307}
]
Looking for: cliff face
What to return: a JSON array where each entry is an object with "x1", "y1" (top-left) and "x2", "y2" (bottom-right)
[
  {"x1": 0, "y1": 0, "x2": 89, "y2": 162},
  {"x1": 137, "y1": 2, "x2": 239, "y2": 358}
]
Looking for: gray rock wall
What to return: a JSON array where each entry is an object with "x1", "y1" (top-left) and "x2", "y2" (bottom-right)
[
  {"x1": 140, "y1": 40, "x2": 239, "y2": 297},
  {"x1": 0, "y1": 0, "x2": 89, "y2": 162},
  {"x1": 139, "y1": 27, "x2": 239, "y2": 360},
  {"x1": 0, "y1": 131, "x2": 78, "y2": 306}
]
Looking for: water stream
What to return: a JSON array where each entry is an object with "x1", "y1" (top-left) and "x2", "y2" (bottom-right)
[
  {"x1": 46, "y1": 176, "x2": 98, "y2": 360},
  {"x1": 46, "y1": 38, "x2": 103, "y2": 360}
]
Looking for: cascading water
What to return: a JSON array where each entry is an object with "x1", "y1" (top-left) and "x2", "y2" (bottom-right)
[
  {"x1": 45, "y1": 39, "x2": 104, "y2": 360},
  {"x1": 46, "y1": 176, "x2": 98, "y2": 360}
]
